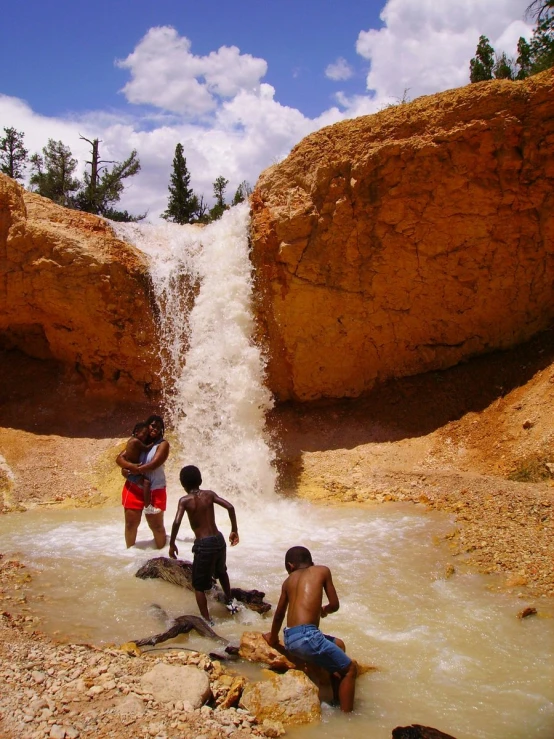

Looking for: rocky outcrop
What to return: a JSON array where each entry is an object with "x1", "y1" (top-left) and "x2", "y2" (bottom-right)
[
  {"x1": 239, "y1": 669, "x2": 321, "y2": 725},
  {"x1": 0, "y1": 174, "x2": 159, "y2": 397},
  {"x1": 251, "y1": 70, "x2": 554, "y2": 400}
]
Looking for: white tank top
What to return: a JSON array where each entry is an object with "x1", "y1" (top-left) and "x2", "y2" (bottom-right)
[{"x1": 141, "y1": 441, "x2": 166, "y2": 489}]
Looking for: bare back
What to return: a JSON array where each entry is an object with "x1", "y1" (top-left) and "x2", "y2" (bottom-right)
[
  {"x1": 182, "y1": 490, "x2": 219, "y2": 539},
  {"x1": 284, "y1": 565, "x2": 334, "y2": 628},
  {"x1": 125, "y1": 437, "x2": 146, "y2": 464}
]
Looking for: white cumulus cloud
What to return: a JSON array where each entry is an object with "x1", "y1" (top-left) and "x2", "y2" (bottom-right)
[
  {"x1": 117, "y1": 26, "x2": 268, "y2": 116},
  {"x1": 356, "y1": 0, "x2": 533, "y2": 101},
  {"x1": 325, "y1": 57, "x2": 354, "y2": 81}
]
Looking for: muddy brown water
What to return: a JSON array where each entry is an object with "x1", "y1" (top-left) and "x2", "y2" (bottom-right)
[{"x1": 0, "y1": 496, "x2": 552, "y2": 739}]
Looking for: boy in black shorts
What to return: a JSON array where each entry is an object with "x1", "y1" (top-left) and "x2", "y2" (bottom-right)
[{"x1": 169, "y1": 465, "x2": 239, "y2": 624}]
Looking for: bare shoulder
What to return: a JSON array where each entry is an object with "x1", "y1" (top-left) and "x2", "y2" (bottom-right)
[{"x1": 313, "y1": 564, "x2": 332, "y2": 579}]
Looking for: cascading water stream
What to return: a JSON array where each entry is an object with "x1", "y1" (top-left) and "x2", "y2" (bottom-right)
[{"x1": 114, "y1": 204, "x2": 276, "y2": 501}]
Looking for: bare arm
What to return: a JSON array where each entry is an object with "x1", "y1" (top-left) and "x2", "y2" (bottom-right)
[
  {"x1": 321, "y1": 567, "x2": 340, "y2": 618},
  {"x1": 116, "y1": 450, "x2": 141, "y2": 473},
  {"x1": 213, "y1": 493, "x2": 239, "y2": 546},
  {"x1": 169, "y1": 497, "x2": 188, "y2": 559},
  {"x1": 263, "y1": 583, "x2": 289, "y2": 646},
  {"x1": 136, "y1": 439, "x2": 170, "y2": 473}
]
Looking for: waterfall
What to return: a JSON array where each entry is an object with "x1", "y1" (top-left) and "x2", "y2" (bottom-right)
[{"x1": 112, "y1": 204, "x2": 276, "y2": 502}]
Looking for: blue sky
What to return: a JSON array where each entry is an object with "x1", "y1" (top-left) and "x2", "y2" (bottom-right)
[
  {"x1": 0, "y1": 0, "x2": 532, "y2": 220},
  {"x1": 1, "y1": 0, "x2": 384, "y2": 120}
]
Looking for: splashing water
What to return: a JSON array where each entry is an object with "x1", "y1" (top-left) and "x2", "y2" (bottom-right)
[{"x1": 114, "y1": 204, "x2": 276, "y2": 501}]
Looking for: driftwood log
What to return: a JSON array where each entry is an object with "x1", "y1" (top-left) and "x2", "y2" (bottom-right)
[
  {"x1": 134, "y1": 614, "x2": 230, "y2": 648},
  {"x1": 392, "y1": 726, "x2": 457, "y2": 739},
  {"x1": 135, "y1": 557, "x2": 272, "y2": 614}
]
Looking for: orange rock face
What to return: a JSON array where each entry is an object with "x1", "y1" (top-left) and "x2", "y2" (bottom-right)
[
  {"x1": 0, "y1": 175, "x2": 160, "y2": 397},
  {"x1": 251, "y1": 71, "x2": 554, "y2": 401}
]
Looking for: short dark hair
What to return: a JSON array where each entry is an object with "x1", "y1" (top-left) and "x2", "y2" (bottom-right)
[
  {"x1": 180, "y1": 465, "x2": 202, "y2": 490},
  {"x1": 285, "y1": 546, "x2": 313, "y2": 567},
  {"x1": 133, "y1": 422, "x2": 149, "y2": 435},
  {"x1": 145, "y1": 414, "x2": 165, "y2": 437}
]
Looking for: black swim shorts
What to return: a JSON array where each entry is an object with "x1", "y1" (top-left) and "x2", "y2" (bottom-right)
[{"x1": 191, "y1": 532, "x2": 227, "y2": 591}]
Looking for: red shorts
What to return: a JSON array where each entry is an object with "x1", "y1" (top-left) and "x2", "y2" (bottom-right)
[{"x1": 122, "y1": 480, "x2": 167, "y2": 511}]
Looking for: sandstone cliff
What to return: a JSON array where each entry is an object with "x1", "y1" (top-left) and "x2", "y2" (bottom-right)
[
  {"x1": 0, "y1": 175, "x2": 159, "y2": 397},
  {"x1": 251, "y1": 70, "x2": 554, "y2": 401}
]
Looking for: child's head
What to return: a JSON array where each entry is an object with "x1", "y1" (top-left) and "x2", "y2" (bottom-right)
[
  {"x1": 179, "y1": 465, "x2": 202, "y2": 491},
  {"x1": 133, "y1": 422, "x2": 150, "y2": 442},
  {"x1": 285, "y1": 546, "x2": 313, "y2": 573}
]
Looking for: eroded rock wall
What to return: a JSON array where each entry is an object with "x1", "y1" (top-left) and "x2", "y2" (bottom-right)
[
  {"x1": 0, "y1": 175, "x2": 160, "y2": 397},
  {"x1": 251, "y1": 71, "x2": 554, "y2": 401}
]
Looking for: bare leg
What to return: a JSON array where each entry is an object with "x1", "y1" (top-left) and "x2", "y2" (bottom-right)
[
  {"x1": 338, "y1": 661, "x2": 357, "y2": 713},
  {"x1": 145, "y1": 510, "x2": 166, "y2": 549},
  {"x1": 218, "y1": 571, "x2": 232, "y2": 602},
  {"x1": 330, "y1": 638, "x2": 346, "y2": 704},
  {"x1": 195, "y1": 590, "x2": 211, "y2": 621},
  {"x1": 124, "y1": 509, "x2": 142, "y2": 548},
  {"x1": 143, "y1": 479, "x2": 152, "y2": 509}
]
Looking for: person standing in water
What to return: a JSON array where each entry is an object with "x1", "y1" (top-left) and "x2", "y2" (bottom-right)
[
  {"x1": 263, "y1": 545, "x2": 357, "y2": 712},
  {"x1": 117, "y1": 415, "x2": 169, "y2": 549},
  {"x1": 169, "y1": 465, "x2": 239, "y2": 624},
  {"x1": 121, "y1": 422, "x2": 156, "y2": 512}
]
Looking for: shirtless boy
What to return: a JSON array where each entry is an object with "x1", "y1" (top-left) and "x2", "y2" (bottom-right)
[
  {"x1": 169, "y1": 465, "x2": 239, "y2": 624},
  {"x1": 121, "y1": 422, "x2": 157, "y2": 513},
  {"x1": 263, "y1": 546, "x2": 357, "y2": 712}
]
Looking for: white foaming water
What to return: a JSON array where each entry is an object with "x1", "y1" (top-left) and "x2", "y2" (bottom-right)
[{"x1": 114, "y1": 205, "x2": 276, "y2": 501}]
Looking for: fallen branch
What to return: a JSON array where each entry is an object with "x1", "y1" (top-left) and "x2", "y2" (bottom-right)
[
  {"x1": 135, "y1": 557, "x2": 272, "y2": 613},
  {"x1": 133, "y1": 614, "x2": 227, "y2": 647}
]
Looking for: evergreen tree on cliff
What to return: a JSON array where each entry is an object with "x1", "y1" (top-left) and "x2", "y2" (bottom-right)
[
  {"x1": 0, "y1": 127, "x2": 28, "y2": 181},
  {"x1": 162, "y1": 143, "x2": 198, "y2": 224},
  {"x1": 469, "y1": 36, "x2": 495, "y2": 81},
  {"x1": 528, "y1": 5, "x2": 554, "y2": 72},
  {"x1": 208, "y1": 175, "x2": 229, "y2": 221},
  {"x1": 30, "y1": 139, "x2": 80, "y2": 207},
  {"x1": 232, "y1": 180, "x2": 253, "y2": 206},
  {"x1": 75, "y1": 137, "x2": 143, "y2": 221}
]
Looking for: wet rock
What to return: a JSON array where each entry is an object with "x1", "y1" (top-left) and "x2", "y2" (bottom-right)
[
  {"x1": 140, "y1": 663, "x2": 211, "y2": 708},
  {"x1": 261, "y1": 719, "x2": 286, "y2": 737},
  {"x1": 239, "y1": 632, "x2": 295, "y2": 670},
  {"x1": 239, "y1": 669, "x2": 320, "y2": 725},
  {"x1": 392, "y1": 726, "x2": 457, "y2": 739},
  {"x1": 517, "y1": 606, "x2": 537, "y2": 619}
]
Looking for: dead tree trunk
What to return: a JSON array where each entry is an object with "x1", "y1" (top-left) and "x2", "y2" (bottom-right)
[{"x1": 135, "y1": 557, "x2": 272, "y2": 613}]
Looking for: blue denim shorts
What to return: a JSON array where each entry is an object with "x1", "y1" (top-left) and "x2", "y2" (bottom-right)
[{"x1": 283, "y1": 623, "x2": 352, "y2": 674}]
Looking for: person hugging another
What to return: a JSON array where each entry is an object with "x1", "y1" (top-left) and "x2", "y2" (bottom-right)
[
  {"x1": 263, "y1": 546, "x2": 357, "y2": 712},
  {"x1": 117, "y1": 414, "x2": 169, "y2": 549}
]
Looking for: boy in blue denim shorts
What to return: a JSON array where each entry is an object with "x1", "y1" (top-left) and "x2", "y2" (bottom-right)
[{"x1": 263, "y1": 546, "x2": 357, "y2": 712}]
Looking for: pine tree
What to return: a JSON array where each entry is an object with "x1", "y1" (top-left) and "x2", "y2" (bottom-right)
[
  {"x1": 0, "y1": 127, "x2": 28, "y2": 181},
  {"x1": 162, "y1": 143, "x2": 198, "y2": 224},
  {"x1": 516, "y1": 37, "x2": 533, "y2": 78},
  {"x1": 493, "y1": 52, "x2": 515, "y2": 79},
  {"x1": 29, "y1": 139, "x2": 80, "y2": 207},
  {"x1": 232, "y1": 180, "x2": 253, "y2": 206},
  {"x1": 76, "y1": 137, "x2": 143, "y2": 221},
  {"x1": 469, "y1": 36, "x2": 495, "y2": 82},
  {"x1": 207, "y1": 175, "x2": 229, "y2": 221},
  {"x1": 529, "y1": 8, "x2": 554, "y2": 72}
]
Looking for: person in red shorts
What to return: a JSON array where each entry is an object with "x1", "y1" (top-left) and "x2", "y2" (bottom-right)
[{"x1": 117, "y1": 415, "x2": 169, "y2": 549}]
